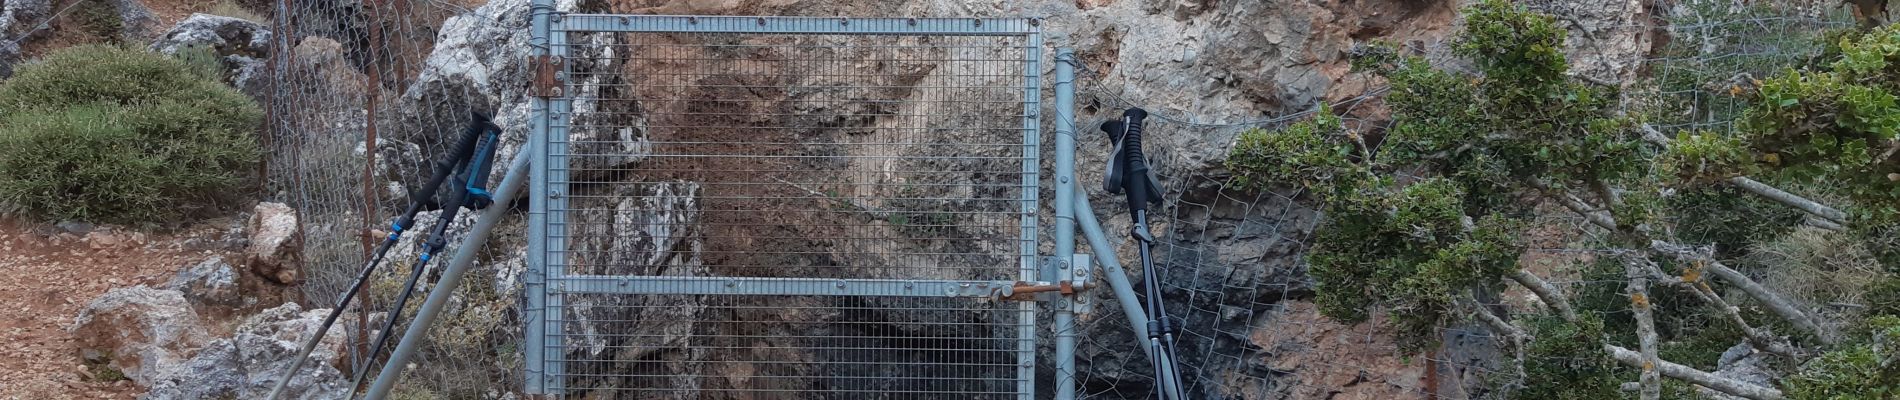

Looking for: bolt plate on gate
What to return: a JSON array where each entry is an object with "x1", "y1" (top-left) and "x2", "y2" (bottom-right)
[{"x1": 530, "y1": 55, "x2": 564, "y2": 97}]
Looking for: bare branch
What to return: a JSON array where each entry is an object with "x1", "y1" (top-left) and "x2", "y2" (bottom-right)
[
  {"x1": 1508, "y1": 269, "x2": 1578, "y2": 321},
  {"x1": 1648, "y1": 240, "x2": 1837, "y2": 345},
  {"x1": 1530, "y1": 180, "x2": 1619, "y2": 231},
  {"x1": 1621, "y1": 253, "x2": 1662, "y2": 400},
  {"x1": 1463, "y1": 295, "x2": 1529, "y2": 382},
  {"x1": 1604, "y1": 345, "x2": 1787, "y2": 400},
  {"x1": 1639, "y1": 125, "x2": 1849, "y2": 226},
  {"x1": 1726, "y1": 177, "x2": 1849, "y2": 227},
  {"x1": 1501, "y1": 269, "x2": 1789, "y2": 400},
  {"x1": 1638, "y1": 256, "x2": 1805, "y2": 358}
]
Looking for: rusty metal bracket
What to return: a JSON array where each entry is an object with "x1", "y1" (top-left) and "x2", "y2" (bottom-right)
[
  {"x1": 1000, "y1": 280, "x2": 1082, "y2": 302},
  {"x1": 530, "y1": 56, "x2": 565, "y2": 97}
]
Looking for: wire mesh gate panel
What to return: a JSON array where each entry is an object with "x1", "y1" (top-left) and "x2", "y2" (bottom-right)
[{"x1": 528, "y1": 16, "x2": 1043, "y2": 399}]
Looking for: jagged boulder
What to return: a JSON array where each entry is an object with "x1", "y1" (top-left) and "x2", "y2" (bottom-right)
[
  {"x1": 150, "y1": 13, "x2": 273, "y2": 91},
  {"x1": 0, "y1": 0, "x2": 52, "y2": 79},
  {"x1": 141, "y1": 303, "x2": 357, "y2": 400},
  {"x1": 70, "y1": 286, "x2": 212, "y2": 386},
  {"x1": 166, "y1": 256, "x2": 241, "y2": 311},
  {"x1": 246, "y1": 202, "x2": 303, "y2": 285},
  {"x1": 106, "y1": 0, "x2": 161, "y2": 43}
]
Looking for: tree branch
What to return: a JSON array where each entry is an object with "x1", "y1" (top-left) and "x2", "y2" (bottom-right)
[
  {"x1": 1508, "y1": 269, "x2": 1578, "y2": 321},
  {"x1": 1621, "y1": 253, "x2": 1663, "y2": 400},
  {"x1": 1638, "y1": 256, "x2": 1805, "y2": 359},
  {"x1": 1463, "y1": 295, "x2": 1529, "y2": 383},
  {"x1": 1647, "y1": 240, "x2": 1836, "y2": 345},
  {"x1": 1536, "y1": 179, "x2": 1836, "y2": 345},
  {"x1": 1725, "y1": 177, "x2": 1849, "y2": 227},
  {"x1": 1502, "y1": 269, "x2": 1790, "y2": 400},
  {"x1": 1640, "y1": 124, "x2": 1849, "y2": 226},
  {"x1": 1604, "y1": 345, "x2": 1787, "y2": 400}
]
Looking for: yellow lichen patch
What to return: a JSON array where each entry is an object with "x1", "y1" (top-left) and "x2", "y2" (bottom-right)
[{"x1": 1631, "y1": 293, "x2": 1650, "y2": 308}]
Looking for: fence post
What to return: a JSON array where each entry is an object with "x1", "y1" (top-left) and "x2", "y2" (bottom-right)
[
  {"x1": 1052, "y1": 47, "x2": 1079, "y2": 400},
  {"x1": 524, "y1": 0, "x2": 555, "y2": 394}
]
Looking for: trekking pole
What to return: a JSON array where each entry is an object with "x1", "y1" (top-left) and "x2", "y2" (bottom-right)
[
  {"x1": 266, "y1": 112, "x2": 500, "y2": 400},
  {"x1": 1100, "y1": 108, "x2": 1184, "y2": 400},
  {"x1": 347, "y1": 113, "x2": 502, "y2": 398}
]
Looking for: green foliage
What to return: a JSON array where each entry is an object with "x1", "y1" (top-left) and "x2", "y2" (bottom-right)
[
  {"x1": 1669, "y1": 185, "x2": 1804, "y2": 258},
  {"x1": 1516, "y1": 315, "x2": 1624, "y2": 400},
  {"x1": 1307, "y1": 177, "x2": 1525, "y2": 351},
  {"x1": 1380, "y1": 0, "x2": 1640, "y2": 203},
  {"x1": 1227, "y1": 105, "x2": 1360, "y2": 195},
  {"x1": 1866, "y1": 277, "x2": 1900, "y2": 318},
  {"x1": 1740, "y1": 24, "x2": 1900, "y2": 220},
  {"x1": 171, "y1": 44, "x2": 228, "y2": 82},
  {"x1": 1785, "y1": 316, "x2": 1900, "y2": 399},
  {"x1": 1658, "y1": 131, "x2": 1758, "y2": 183},
  {"x1": 73, "y1": 0, "x2": 124, "y2": 40},
  {"x1": 0, "y1": 45, "x2": 260, "y2": 225}
]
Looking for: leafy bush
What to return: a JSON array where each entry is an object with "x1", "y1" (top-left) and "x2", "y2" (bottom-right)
[
  {"x1": 1785, "y1": 316, "x2": 1900, "y2": 399},
  {"x1": 0, "y1": 45, "x2": 260, "y2": 225}
]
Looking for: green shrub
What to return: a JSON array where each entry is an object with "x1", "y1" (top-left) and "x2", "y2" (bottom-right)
[
  {"x1": 0, "y1": 45, "x2": 260, "y2": 225},
  {"x1": 1785, "y1": 316, "x2": 1900, "y2": 399}
]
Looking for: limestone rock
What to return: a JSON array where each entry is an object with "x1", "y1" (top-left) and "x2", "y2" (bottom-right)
[
  {"x1": 141, "y1": 303, "x2": 355, "y2": 400},
  {"x1": 1697, "y1": 342, "x2": 1779, "y2": 400},
  {"x1": 107, "y1": 0, "x2": 161, "y2": 43},
  {"x1": 0, "y1": 0, "x2": 52, "y2": 79},
  {"x1": 165, "y1": 256, "x2": 243, "y2": 315},
  {"x1": 70, "y1": 286, "x2": 212, "y2": 386},
  {"x1": 149, "y1": 13, "x2": 274, "y2": 90},
  {"x1": 246, "y1": 202, "x2": 303, "y2": 285}
]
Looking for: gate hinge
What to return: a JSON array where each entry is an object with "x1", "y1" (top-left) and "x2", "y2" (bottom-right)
[{"x1": 531, "y1": 55, "x2": 565, "y2": 97}]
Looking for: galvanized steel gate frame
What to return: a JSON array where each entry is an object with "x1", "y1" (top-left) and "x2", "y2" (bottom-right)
[{"x1": 523, "y1": 8, "x2": 1151, "y2": 399}]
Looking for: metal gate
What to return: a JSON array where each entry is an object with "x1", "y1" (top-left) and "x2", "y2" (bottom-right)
[{"x1": 526, "y1": 15, "x2": 1044, "y2": 399}]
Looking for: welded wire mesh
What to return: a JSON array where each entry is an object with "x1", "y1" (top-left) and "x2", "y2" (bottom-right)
[{"x1": 538, "y1": 20, "x2": 1040, "y2": 398}]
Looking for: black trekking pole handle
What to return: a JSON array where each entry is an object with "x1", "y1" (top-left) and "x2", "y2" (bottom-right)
[{"x1": 393, "y1": 111, "x2": 498, "y2": 234}]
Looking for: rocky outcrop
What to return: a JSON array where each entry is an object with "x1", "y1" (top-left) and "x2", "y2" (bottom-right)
[
  {"x1": 150, "y1": 14, "x2": 274, "y2": 92},
  {"x1": 141, "y1": 303, "x2": 356, "y2": 400},
  {"x1": 105, "y1": 0, "x2": 161, "y2": 43},
  {"x1": 70, "y1": 286, "x2": 212, "y2": 387},
  {"x1": 0, "y1": 0, "x2": 52, "y2": 79},
  {"x1": 245, "y1": 202, "x2": 303, "y2": 285},
  {"x1": 1697, "y1": 343, "x2": 1780, "y2": 400},
  {"x1": 166, "y1": 257, "x2": 243, "y2": 314}
]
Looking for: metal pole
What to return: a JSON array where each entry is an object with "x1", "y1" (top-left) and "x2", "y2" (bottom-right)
[
  {"x1": 1051, "y1": 48, "x2": 1079, "y2": 400},
  {"x1": 523, "y1": 0, "x2": 555, "y2": 394},
  {"x1": 1074, "y1": 191, "x2": 1183, "y2": 396},
  {"x1": 362, "y1": 144, "x2": 531, "y2": 400}
]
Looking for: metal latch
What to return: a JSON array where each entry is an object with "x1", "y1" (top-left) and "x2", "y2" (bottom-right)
[{"x1": 531, "y1": 55, "x2": 565, "y2": 97}]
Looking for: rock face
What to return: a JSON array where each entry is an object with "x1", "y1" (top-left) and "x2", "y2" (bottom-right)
[
  {"x1": 246, "y1": 202, "x2": 303, "y2": 285},
  {"x1": 106, "y1": 0, "x2": 161, "y2": 43},
  {"x1": 0, "y1": 0, "x2": 52, "y2": 79},
  {"x1": 1698, "y1": 343, "x2": 1779, "y2": 400},
  {"x1": 150, "y1": 14, "x2": 274, "y2": 92},
  {"x1": 70, "y1": 286, "x2": 212, "y2": 387},
  {"x1": 166, "y1": 257, "x2": 242, "y2": 313},
  {"x1": 141, "y1": 303, "x2": 354, "y2": 400}
]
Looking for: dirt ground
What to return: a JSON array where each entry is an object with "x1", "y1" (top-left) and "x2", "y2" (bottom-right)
[{"x1": 0, "y1": 218, "x2": 235, "y2": 400}]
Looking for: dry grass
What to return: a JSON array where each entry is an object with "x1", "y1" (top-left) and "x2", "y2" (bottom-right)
[
  {"x1": 205, "y1": 1, "x2": 266, "y2": 24},
  {"x1": 1751, "y1": 227, "x2": 1886, "y2": 310}
]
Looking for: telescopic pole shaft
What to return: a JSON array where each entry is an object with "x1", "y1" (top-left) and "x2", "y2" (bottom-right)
[{"x1": 363, "y1": 143, "x2": 530, "y2": 400}]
